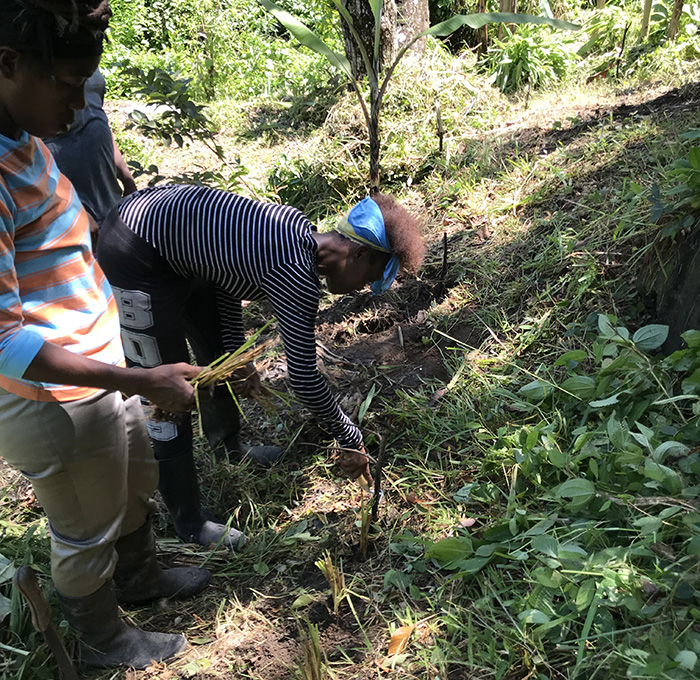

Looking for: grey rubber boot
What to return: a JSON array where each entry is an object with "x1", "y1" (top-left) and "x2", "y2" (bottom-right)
[
  {"x1": 58, "y1": 581, "x2": 187, "y2": 670},
  {"x1": 198, "y1": 386, "x2": 283, "y2": 467},
  {"x1": 158, "y1": 453, "x2": 248, "y2": 550},
  {"x1": 113, "y1": 517, "x2": 211, "y2": 605}
]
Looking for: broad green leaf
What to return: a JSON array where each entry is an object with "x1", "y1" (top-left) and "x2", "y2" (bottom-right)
[
  {"x1": 291, "y1": 592, "x2": 315, "y2": 609},
  {"x1": 424, "y1": 12, "x2": 579, "y2": 37},
  {"x1": 682, "y1": 368, "x2": 700, "y2": 393},
  {"x1": 689, "y1": 147, "x2": 700, "y2": 171},
  {"x1": 518, "y1": 379, "x2": 550, "y2": 401},
  {"x1": 0, "y1": 555, "x2": 14, "y2": 584},
  {"x1": 453, "y1": 483, "x2": 475, "y2": 503},
  {"x1": 597, "y1": 314, "x2": 617, "y2": 338},
  {"x1": 561, "y1": 375, "x2": 596, "y2": 399},
  {"x1": 575, "y1": 579, "x2": 596, "y2": 610},
  {"x1": 454, "y1": 556, "x2": 490, "y2": 575},
  {"x1": 687, "y1": 534, "x2": 700, "y2": 557},
  {"x1": 518, "y1": 609, "x2": 550, "y2": 624},
  {"x1": 652, "y1": 441, "x2": 689, "y2": 463},
  {"x1": 533, "y1": 567, "x2": 562, "y2": 588},
  {"x1": 606, "y1": 413, "x2": 629, "y2": 449},
  {"x1": 675, "y1": 650, "x2": 697, "y2": 671},
  {"x1": 554, "y1": 350, "x2": 588, "y2": 366},
  {"x1": 558, "y1": 543, "x2": 588, "y2": 559},
  {"x1": 681, "y1": 329, "x2": 700, "y2": 348},
  {"x1": 644, "y1": 459, "x2": 674, "y2": 482},
  {"x1": 548, "y1": 447, "x2": 566, "y2": 468},
  {"x1": 555, "y1": 478, "x2": 595, "y2": 505},
  {"x1": 426, "y1": 536, "x2": 473, "y2": 570},
  {"x1": 632, "y1": 324, "x2": 669, "y2": 351},
  {"x1": 633, "y1": 515, "x2": 663, "y2": 535},
  {"x1": 258, "y1": 0, "x2": 353, "y2": 78},
  {"x1": 254, "y1": 561, "x2": 270, "y2": 576},
  {"x1": 644, "y1": 460, "x2": 682, "y2": 493},
  {"x1": 532, "y1": 534, "x2": 558, "y2": 557},
  {"x1": 0, "y1": 593, "x2": 10, "y2": 622},
  {"x1": 525, "y1": 426, "x2": 540, "y2": 450},
  {"x1": 475, "y1": 542, "x2": 504, "y2": 557},
  {"x1": 525, "y1": 517, "x2": 556, "y2": 536},
  {"x1": 600, "y1": 350, "x2": 643, "y2": 375},
  {"x1": 589, "y1": 393, "x2": 622, "y2": 408}
]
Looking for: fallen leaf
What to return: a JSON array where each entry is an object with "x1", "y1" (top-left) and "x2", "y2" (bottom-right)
[
  {"x1": 460, "y1": 517, "x2": 476, "y2": 528},
  {"x1": 388, "y1": 624, "x2": 414, "y2": 656}
]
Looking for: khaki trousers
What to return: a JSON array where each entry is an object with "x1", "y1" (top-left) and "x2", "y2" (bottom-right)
[{"x1": 0, "y1": 387, "x2": 157, "y2": 597}]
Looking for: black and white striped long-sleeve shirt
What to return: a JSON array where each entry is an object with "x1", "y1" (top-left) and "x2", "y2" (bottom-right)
[{"x1": 118, "y1": 183, "x2": 362, "y2": 447}]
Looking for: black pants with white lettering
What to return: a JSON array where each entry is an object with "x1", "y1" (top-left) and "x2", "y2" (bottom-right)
[{"x1": 97, "y1": 209, "x2": 240, "y2": 462}]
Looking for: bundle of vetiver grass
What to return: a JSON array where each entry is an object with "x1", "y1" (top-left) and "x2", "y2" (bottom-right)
[{"x1": 152, "y1": 323, "x2": 275, "y2": 422}]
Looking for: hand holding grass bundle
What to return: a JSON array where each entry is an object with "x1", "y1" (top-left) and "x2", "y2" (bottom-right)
[
  {"x1": 151, "y1": 323, "x2": 274, "y2": 422},
  {"x1": 335, "y1": 444, "x2": 374, "y2": 489}
]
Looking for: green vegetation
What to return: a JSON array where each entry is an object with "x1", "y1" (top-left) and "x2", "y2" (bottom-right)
[{"x1": 2, "y1": 1, "x2": 700, "y2": 679}]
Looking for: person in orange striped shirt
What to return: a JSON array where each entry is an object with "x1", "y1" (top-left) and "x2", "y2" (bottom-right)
[{"x1": 0, "y1": 1, "x2": 209, "y2": 671}]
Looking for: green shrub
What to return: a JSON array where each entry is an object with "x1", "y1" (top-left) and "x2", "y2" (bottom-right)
[
  {"x1": 483, "y1": 23, "x2": 575, "y2": 93},
  {"x1": 105, "y1": 0, "x2": 341, "y2": 101}
]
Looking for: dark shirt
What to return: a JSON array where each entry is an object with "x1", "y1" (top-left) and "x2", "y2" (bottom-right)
[{"x1": 44, "y1": 70, "x2": 122, "y2": 224}]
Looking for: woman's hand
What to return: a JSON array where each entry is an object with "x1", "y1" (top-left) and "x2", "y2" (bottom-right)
[
  {"x1": 338, "y1": 444, "x2": 374, "y2": 487},
  {"x1": 125, "y1": 363, "x2": 202, "y2": 413},
  {"x1": 230, "y1": 361, "x2": 261, "y2": 398}
]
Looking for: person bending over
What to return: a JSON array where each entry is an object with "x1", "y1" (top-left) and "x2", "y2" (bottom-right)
[
  {"x1": 0, "y1": 1, "x2": 209, "y2": 670},
  {"x1": 97, "y1": 184, "x2": 425, "y2": 550}
]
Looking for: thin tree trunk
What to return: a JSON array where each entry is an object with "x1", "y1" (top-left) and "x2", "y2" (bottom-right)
[
  {"x1": 498, "y1": 0, "x2": 517, "y2": 40},
  {"x1": 476, "y1": 0, "x2": 489, "y2": 59},
  {"x1": 667, "y1": 0, "x2": 684, "y2": 41},
  {"x1": 640, "y1": 0, "x2": 653, "y2": 42}
]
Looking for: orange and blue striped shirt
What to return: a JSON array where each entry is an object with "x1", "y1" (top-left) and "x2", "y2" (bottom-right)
[{"x1": 0, "y1": 131, "x2": 124, "y2": 401}]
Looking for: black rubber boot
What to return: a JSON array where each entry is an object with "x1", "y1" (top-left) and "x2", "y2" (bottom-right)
[
  {"x1": 199, "y1": 385, "x2": 283, "y2": 467},
  {"x1": 58, "y1": 581, "x2": 187, "y2": 670},
  {"x1": 158, "y1": 453, "x2": 247, "y2": 550},
  {"x1": 113, "y1": 517, "x2": 211, "y2": 605}
]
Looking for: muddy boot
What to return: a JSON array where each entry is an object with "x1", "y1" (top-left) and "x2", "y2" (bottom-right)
[
  {"x1": 158, "y1": 453, "x2": 247, "y2": 550},
  {"x1": 113, "y1": 516, "x2": 211, "y2": 605},
  {"x1": 199, "y1": 386, "x2": 283, "y2": 467},
  {"x1": 58, "y1": 581, "x2": 187, "y2": 670}
]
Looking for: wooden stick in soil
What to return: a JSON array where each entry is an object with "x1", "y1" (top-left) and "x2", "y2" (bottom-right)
[{"x1": 371, "y1": 432, "x2": 387, "y2": 523}]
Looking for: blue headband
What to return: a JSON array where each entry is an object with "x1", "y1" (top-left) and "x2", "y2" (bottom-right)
[{"x1": 336, "y1": 197, "x2": 400, "y2": 295}]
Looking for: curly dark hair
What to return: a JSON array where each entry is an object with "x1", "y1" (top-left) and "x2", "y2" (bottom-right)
[
  {"x1": 371, "y1": 193, "x2": 425, "y2": 275},
  {"x1": 0, "y1": 1, "x2": 111, "y2": 62}
]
